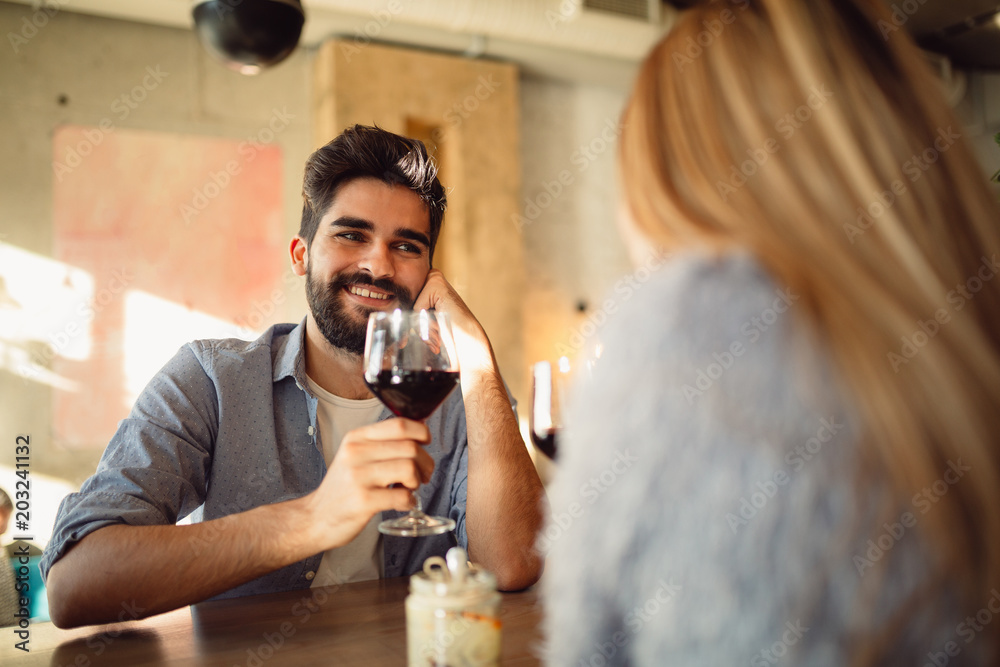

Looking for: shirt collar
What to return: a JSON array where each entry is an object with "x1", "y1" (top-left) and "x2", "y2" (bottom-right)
[
  {"x1": 273, "y1": 317, "x2": 309, "y2": 386},
  {"x1": 273, "y1": 318, "x2": 392, "y2": 420}
]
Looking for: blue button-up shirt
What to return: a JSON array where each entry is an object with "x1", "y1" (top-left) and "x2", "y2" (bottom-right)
[{"x1": 40, "y1": 319, "x2": 471, "y2": 599}]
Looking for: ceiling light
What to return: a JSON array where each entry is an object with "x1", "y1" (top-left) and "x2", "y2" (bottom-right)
[{"x1": 192, "y1": 0, "x2": 305, "y2": 75}]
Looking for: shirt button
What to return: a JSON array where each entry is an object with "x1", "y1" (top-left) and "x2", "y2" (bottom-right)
[
  {"x1": 307, "y1": 426, "x2": 315, "y2": 436},
  {"x1": 305, "y1": 571, "x2": 315, "y2": 580}
]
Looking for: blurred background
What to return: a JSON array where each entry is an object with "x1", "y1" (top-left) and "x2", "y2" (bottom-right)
[{"x1": 1, "y1": 0, "x2": 999, "y2": 550}]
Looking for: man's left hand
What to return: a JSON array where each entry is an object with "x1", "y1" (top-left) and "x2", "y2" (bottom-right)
[{"x1": 412, "y1": 269, "x2": 494, "y2": 375}]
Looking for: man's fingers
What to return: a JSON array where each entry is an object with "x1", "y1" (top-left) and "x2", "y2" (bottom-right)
[
  {"x1": 426, "y1": 328, "x2": 443, "y2": 355},
  {"x1": 370, "y1": 448, "x2": 435, "y2": 485},
  {"x1": 414, "y1": 447, "x2": 435, "y2": 484},
  {"x1": 413, "y1": 270, "x2": 450, "y2": 312},
  {"x1": 343, "y1": 437, "x2": 434, "y2": 467},
  {"x1": 360, "y1": 459, "x2": 428, "y2": 491},
  {"x1": 367, "y1": 486, "x2": 418, "y2": 513},
  {"x1": 338, "y1": 439, "x2": 435, "y2": 485},
  {"x1": 349, "y1": 417, "x2": 430, "y2": 443}
]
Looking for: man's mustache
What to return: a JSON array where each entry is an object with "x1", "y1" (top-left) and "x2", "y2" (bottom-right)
[{"x1": 329, "y1": 272, "x2": 414, "y2": 308}]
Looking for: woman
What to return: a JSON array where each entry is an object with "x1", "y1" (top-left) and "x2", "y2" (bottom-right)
[{"x1": 542, "y1": 0, "x2": 1000, "y2": 664}]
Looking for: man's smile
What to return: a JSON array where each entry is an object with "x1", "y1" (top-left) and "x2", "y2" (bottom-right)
[{"x1": 346, "y1": 284, "x2": 394, "y2": 302}]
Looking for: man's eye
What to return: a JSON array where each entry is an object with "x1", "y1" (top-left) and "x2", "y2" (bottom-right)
[
  {"x1": 338, "y1": 232, "x2": 364, "y2": 242},
  {"x1": 396, "y1": 243, "x2": 422, "y2": 254}
]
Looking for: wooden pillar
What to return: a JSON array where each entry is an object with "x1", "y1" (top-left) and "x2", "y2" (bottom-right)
[{"x1": 313, "y1": 39, "x2": 526, "y2": 404}]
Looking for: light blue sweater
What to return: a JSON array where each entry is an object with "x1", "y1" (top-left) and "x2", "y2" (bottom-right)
[{"x1": 541, "y1": 252, "x2": 982, "y2": 665}]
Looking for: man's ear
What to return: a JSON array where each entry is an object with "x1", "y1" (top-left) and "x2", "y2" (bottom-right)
[{"x1": 289, "y1": 236, "x2": 308, "y2": 277}]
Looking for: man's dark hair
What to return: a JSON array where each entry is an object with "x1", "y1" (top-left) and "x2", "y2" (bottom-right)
[{"x1": 300, "y1": 125, "x2": 447, "y2": 261}]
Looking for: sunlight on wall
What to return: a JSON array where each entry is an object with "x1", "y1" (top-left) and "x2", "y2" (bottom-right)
[
  {"x1": 123, "y1": 289, "x2": 255, "y2": 409},
  {"x1": 0, "y1": 243, "x2": 268, "y2": 401},
  {"x1": 0, "y1": 243, "x2": 94, "y2": 388},
  {"x1": 0, "y1": 243, "x2": 95, "y2": 357}
]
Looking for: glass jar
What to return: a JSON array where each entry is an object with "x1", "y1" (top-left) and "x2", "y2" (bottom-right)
[{"x1": 406, "y1": 548, "x2": 502, "y2": 666}]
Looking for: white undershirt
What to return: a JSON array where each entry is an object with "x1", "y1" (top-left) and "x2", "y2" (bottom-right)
[{"x1": 306, "y1": 375, "x2": 386, "y2": 588}]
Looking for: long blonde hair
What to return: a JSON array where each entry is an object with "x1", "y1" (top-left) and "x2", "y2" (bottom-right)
[{"x1": 621, "y1": 0, "x2": 1000, "y2": 661}]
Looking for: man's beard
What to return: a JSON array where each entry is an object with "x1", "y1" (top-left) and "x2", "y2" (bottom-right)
[{"x1": 305, "y1": 266, "x2": 415, "y2": 356}]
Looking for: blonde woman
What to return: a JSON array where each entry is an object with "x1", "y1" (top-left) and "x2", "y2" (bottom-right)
[{"x1": 542, "y1": 0, "x2": 1000, "y2": 664}]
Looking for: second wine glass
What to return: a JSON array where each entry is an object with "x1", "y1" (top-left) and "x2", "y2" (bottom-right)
[
  {"x1": 529, "y1": 358, "x2": 570, "y2": 460},
  {"x1": 363, "y1": 309, "x2": 461, "y2": 537}
]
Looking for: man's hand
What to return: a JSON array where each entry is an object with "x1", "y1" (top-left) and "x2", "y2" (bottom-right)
[
  {"x1": 413, "y1": 269, "x2": 494, "y2": 375},
  {"x1": 303, "y1": 418, "x2": 436, "y2": 551}
]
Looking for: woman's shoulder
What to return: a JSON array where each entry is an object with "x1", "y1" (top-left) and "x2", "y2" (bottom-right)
[
  {"x1": 589, "y1": 249, "x2": 826, "y2": 420},
  {"x1": 609, "y1": 248, "x2": 796, "y2": 341}
]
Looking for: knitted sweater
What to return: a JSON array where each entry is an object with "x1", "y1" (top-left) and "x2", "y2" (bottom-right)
[{"x1": 541, "y1": 251, "x2": 983, "y2": 666}]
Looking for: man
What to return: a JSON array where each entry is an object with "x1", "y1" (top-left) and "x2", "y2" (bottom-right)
[{"x1": 41, "y1": 125, "x2": 543, "y2": 629}]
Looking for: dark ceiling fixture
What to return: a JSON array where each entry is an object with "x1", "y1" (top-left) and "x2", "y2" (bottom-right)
[
  {"x1": 877, "y1": 0, "x2": 1000, "y2": 70},
  {"x1": 192, "y1": 0, "x2": 305, "y2": 75},
  {"x1": 915, "y1": 8, "x2": 1000, "y2": 70}
]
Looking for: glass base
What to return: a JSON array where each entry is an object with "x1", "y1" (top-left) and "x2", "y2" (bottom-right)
[{"x1": 379, "y1": 512, "x2": 455, "y2": 537}]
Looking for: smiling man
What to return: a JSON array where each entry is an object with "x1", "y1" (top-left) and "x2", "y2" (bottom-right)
[{"x1": 40, "y1": 125, "x2": 544, "y2": 629}]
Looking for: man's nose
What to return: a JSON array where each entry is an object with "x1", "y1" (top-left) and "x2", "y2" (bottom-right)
[{"x1": 357, "y1": 242, "x2": 395, "y2": 278}]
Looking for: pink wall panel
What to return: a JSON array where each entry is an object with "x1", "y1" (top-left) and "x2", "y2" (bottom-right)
[{"x1": 52, "y1": 126, "x2": 284, "y2": 449}]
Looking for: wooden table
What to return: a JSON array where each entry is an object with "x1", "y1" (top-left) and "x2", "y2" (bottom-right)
[{"x1": 1, "y1": 577, "x2": 543, "y2": 666}]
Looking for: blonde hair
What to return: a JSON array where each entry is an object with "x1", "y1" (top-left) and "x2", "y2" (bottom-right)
[{"x1": 621, "y1": 0, "x2": 1000, "y2": 662}]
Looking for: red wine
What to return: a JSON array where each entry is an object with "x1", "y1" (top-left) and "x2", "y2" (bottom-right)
[
  {"x1": 365, "y1": 370, "x2": 460, "y2": 420},
  {"x1": 531, "y1": 429, "x2": 558, "y2": 460}
]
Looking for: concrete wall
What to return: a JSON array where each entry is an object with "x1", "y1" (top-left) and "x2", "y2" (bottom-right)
[
  {"x1": 519, "y1": 75, "x2": 631, "y2": 372},
  {"x1": 0, "y1": 3, "x2": 313, "y2": 489}
]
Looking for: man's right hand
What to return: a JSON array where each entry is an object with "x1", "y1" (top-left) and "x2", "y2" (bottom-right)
[{"x1": 302, "y1": 417, "x2": 436, "y2": 551}]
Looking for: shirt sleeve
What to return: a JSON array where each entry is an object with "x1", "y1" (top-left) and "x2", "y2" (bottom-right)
[
  {"x1": 447, "y1": 382, "x2": 519, "y2": 553},
  {"x1": 450, "y1": 443, "x2": 469, "y2": 550},
  {"x1": 40, "y1": 342, "x2": 219, "y2": 581}
]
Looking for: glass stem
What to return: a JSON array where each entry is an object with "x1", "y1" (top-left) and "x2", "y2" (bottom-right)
[{"x1": 410, "y1": 490, "x2": 423, "y2": 516}]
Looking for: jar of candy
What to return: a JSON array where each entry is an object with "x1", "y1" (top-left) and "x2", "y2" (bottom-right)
[{"x1": 406, "y1": 546, "x2": 502, "y2": 666}]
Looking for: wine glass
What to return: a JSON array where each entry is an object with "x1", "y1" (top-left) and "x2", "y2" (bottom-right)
[
  {"x1": 529, "y1": 358, "x2": 570, "y2": 460},
  {"x1": 363, "y1": 309, "x2": 461, "y2": 537}
]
